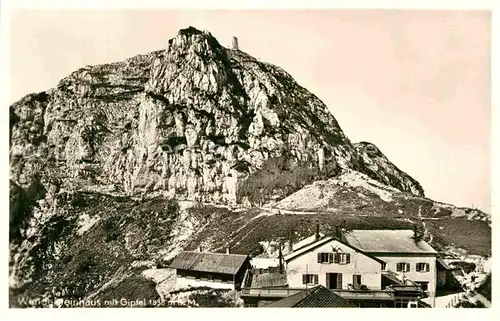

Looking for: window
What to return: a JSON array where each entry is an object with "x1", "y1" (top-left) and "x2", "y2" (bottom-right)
[
  {"x1": 415, "y1": 281, "x2": 429, "y2": 291},
  {"x1": 381, "y1": 262, "x2": 387, "y2": 271},
  {"x1": 207, "y1": 275, "x2": 213, "y2": 282},
  {"x1": 416, "y1": 263, "x2": 430, "y2": 272},
  {"x1": 334, "y1": 253, "x2": 351, "y2": 264},
  {"x1": 302, "y1": 274, "x2": 319, "y2": 285},
  {"x1": 317, "y1": 252, "x2": 333, "y2": 263},
  {"x1": 396, "y1": 262, "x2": 411, "y2": 272}
]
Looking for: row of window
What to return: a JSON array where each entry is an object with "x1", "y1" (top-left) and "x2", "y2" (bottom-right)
[
  {"x1": 316, "y1": 253, "x2": 431, "y2": 274},
  {"x1": 317, "y1": 252, "x2": 351, "y2": 264},
  {"x1": 396, "y1": 262, "x2": 431, "y2": 272},
  {"x1": 302, "y1": 273, "x2": 429, "y2": 292}
]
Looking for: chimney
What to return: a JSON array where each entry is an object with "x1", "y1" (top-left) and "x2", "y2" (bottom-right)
[
  {"x1": 335, "y1": 226, "x2": 342, "y2": 239},
  {"x1": 413, "y1": 225, "x2": 423, "y2": 242},
  {"x1": 287, "y1": 239, "x2": 293, "y2": 253},
  {"x1": 226, "y1": 247, "x2": 230, "y2": 254},
  {"x1": 231, "y1": 36, "x2": 239, "y2": 50},
  {"x1": 315, "y1": 223, "x2": 320, "y2": 241}
]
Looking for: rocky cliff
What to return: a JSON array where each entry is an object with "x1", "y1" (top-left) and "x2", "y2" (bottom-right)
[{"x1": 10, "y1": 27, "x2": 424, "y2": 207}]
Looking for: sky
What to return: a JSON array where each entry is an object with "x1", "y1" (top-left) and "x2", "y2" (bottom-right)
[{"x1": 9, "y1": 10, "x2": 491, "y2": 212}]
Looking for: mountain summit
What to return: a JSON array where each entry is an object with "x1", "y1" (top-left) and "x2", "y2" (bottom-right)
[{"x1": 10, "y1": 26, "x2": 423, "y2": 206}]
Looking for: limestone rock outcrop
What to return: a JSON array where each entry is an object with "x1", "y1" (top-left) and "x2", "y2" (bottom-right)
[{"x1": 9, "y1": 27, "x2": 424, "y2": 205}]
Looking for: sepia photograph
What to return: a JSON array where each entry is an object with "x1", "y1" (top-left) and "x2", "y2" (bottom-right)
[{"x1": 5, "y1": 2, "x2": 493, "y2": 311}]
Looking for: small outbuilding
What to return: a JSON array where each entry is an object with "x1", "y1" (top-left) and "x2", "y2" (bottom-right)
[{"x1": 169, "y1": 251, "x2": 251, "y2": 290}]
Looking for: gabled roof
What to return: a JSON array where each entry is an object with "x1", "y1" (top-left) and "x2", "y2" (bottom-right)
[
  {"x1": 292, "y1": 233, "x2": 325, "y2": 252},
  {"x1": 264, "y1": 285, "x2": 355, "y2": 308},
  {"x1": 284, "y1": 235, "x2": 385, "y2": 265},
  {"x1": 342, "y1": 229, "x2": 437, "y2": 254},
  {"x1": 169, "y1": 251, "x2": 249, "y2": 275}
]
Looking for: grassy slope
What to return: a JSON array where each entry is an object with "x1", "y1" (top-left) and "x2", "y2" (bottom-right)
[
  {"x1": 184, "y1": 205, "x2": 490, "y2": 258},
  {"x1": 425, "y1": 218, "x2": 491, "y2": 256}
]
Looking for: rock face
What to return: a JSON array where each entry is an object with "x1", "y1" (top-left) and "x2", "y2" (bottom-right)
[
  {"x1": 354, "y1": 142, "x2": 424, "y2": 197},
  {"x1": 10, "y1": 27, "x2": 424, "y2": 205}
]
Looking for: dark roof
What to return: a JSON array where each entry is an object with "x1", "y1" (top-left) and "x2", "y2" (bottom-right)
[
  {"x1": 382, "y1": 271, "x2": 405, "y2": 286},
  {"x1": 284, "y1": 235, "x2": 386, "y2": 265},
  {"x1": 169, "y1": 251, "x2": 249, "y2": 275},
  {"x1": 264, "y1": 286, "x2": 355, "y2": 308},
  {"x1": 248, "y1": 271, "x2": 288, "y2": 288}
]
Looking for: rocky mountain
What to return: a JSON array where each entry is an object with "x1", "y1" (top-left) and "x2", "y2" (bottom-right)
[
  {"x1": 9, "y1": 27, "x2": 490, "y2": 306},
  {"x1": 10, "y1": 27, "x2": 423, "y2": 206}
]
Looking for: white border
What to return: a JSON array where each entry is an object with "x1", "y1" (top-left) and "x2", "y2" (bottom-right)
[{"x1": 1, "y1": 1, "x2": 497, "y2": 321}]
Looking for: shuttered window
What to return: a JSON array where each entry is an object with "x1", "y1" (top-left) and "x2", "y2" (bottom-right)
[
  {"x1": 317, "y1": 253, "x2": 333, "y2": 264},
  {"x1": 335, "y1": 253, "x2": 351, "y2": 264},
  {"x1": 416, "y1": 263, "x2": 430, "y2": 272},
  {"x1": 302, "y1": 274, "x2": 319, "y2": 284},
  {"x1": 397, "y1": 262, "x2": 411, "y2": 272}
]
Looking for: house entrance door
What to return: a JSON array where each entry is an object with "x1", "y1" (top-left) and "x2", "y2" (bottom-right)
[
  {"x1": 326, "y1": 273, "x2": 343, "y2": 290},
  {"x1": 353, "y1": 274, "x2": 362, "y2": 290}
]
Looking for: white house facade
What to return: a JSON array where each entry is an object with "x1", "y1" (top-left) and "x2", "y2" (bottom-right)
[{"x1": 284, "y1": 236, "x2": 385, "y2": 290}]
